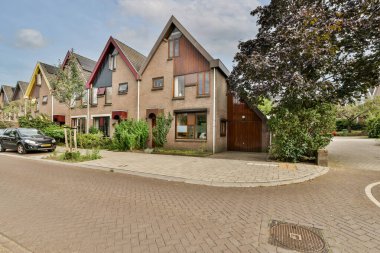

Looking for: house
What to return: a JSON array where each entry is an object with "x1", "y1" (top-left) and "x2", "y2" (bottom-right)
[
  {"x1": 138, "y1": 16, "x2": 269, "y2": 152},
  {"x1": 86, "y1": 37, "x2": 146, "y2": 137},
  {"x1": 0, "y1": 85, "x2": 15, "y2": 120},
  {"x1": 10, "y1": 81, "x2": 29, "y2": 117},
  {"x1": 24, "y1": 62, "x2": 63, "y2": 120}
]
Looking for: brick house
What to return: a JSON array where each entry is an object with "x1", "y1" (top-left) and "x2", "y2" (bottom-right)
[
  {"x1": 0, "y1": 85, "x2": 15, "y2": 120},
  {"x1": 10, "y1": 81, "x2": 29, "y2": 118}
]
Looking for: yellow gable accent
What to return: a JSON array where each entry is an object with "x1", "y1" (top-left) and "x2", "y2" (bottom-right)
[{"x1": 24, "y1": 62, "x2": 53, "y2": 99}]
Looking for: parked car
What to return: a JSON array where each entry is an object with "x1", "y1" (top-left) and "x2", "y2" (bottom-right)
[
  {"x1": 0, "y1": 128, "x2": 56, "y2": 154},
  {"x1": 0, "y1": 129, "x2": 5, "y2": 136}
]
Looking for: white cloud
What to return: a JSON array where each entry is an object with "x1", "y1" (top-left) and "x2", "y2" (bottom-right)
[
  {"x1": 15, "y1": 29, "x2": 47, "y2": 49},
  {"x1": 115, "y1": 0, "x2": 260, "y2": 70}
]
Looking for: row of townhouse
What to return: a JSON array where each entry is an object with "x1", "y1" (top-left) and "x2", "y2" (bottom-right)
[{"x1": 1, "y1": 16, "x2": 271, "y2": 153}]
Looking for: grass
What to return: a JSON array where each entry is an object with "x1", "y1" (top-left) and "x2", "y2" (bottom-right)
[
  {"x1": 153, "y1": 148, "x2": 212, "y2": 157},
  {"x1": 48, "y1": 149, "x2": 102, "y2": 162}
]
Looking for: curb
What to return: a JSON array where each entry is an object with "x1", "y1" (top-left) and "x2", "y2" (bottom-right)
[
  {"x1": 0, "y1": 232, "x2": 31, "y2": 253},
  {"x1": 0, "y1": 153, "x2": 329, "y2": 188}
]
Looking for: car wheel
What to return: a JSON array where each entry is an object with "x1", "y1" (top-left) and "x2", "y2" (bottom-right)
[
  {"x1": 47, "y1": 149, "x2": 55, "y2": 152},
  {"x1": 0, "y1": 142, "x2": 5, "y2": 152},
  {"x1": 17, "y1": 144, "x2": 27, "y2": 154}
]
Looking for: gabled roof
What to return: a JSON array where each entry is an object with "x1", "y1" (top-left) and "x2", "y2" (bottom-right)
[
  {"x1": 62, "y1": 51, "x2": 97, "y2": 83},
  {"x1": 11, "y1": 81, "x2": 29, "y2": 100},
  {"x1": 0, "y1": 85, "x2": 15, "y2": 103},
  {"x1": 139, "y1": 15, "x2": 230, "y2": 77},
  {"x1": 86, "y1": 37, "x2": 146, "y2": 88},
  {"x1": 25, "y1": 62, "x2": 58, "y2": 98}
]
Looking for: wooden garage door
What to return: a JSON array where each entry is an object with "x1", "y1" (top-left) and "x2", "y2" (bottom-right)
[{"x1": 227, "y1": 95, "x2": 262, "y2": 152}]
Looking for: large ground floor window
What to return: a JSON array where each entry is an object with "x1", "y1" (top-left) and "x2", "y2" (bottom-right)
[
  {"x1": 93, "y1": 116, "x2": 110, "y2": 137},
  {"x1": 71, "y1": 117, "x2": 86, "y2": 134},
  {"x1": 175, "y1": 112, "x2": 207, "y2": 140}
]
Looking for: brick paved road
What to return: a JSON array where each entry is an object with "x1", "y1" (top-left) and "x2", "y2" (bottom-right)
[{"x1": 0, "y1": 137, "x2": 379, "y2": 252}]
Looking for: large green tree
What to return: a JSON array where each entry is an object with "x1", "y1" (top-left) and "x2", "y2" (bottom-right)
[{"x1": 229, "y1": 0, "x2": 380, "y2": 109}]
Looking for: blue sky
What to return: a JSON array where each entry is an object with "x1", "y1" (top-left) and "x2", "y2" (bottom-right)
[{"x1": 0, "y1": 0, "x2": 269, "y2": 86}]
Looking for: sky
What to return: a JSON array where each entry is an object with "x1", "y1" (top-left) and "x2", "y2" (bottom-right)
[{"x1": 0, "y1": 0, "x2": 270, "y2": 86}]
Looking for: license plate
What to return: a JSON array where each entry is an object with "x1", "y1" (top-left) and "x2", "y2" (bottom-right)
[{"x1": 41, "y1": 144, "x2": 51, "y2": 147}]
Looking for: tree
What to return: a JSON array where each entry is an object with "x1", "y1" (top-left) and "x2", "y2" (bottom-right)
[
  {"x1": 229, "y1": 0, "x2": 380, "y2": 109},
  {"x1": 152, "y1": 113, "x2": 173, "y2": 148},
  {"x1": 50, "y1": 51, "x2": 85, "y2": 151},
  {"x1": 337, "y1": 97, "x2": 380, "y2": 132}
]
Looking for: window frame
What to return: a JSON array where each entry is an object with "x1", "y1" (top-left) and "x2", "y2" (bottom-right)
[
  {"x1": 175, "y1": 112, "x2": 207, "y2": 140},
  {"x1": 168, "y1": 38, "x2": 180, "y2": 58},
  {"x1": 93, "y1": 116, "x2": 110, "y2": 137},
  {"x1": 42, "y1": 95, "x2": 48, "y2": 104},
  {"x1": 105, "y1": 87, "x2": 112, "y2": 105},
  {"x1": 91, "y1": 87, "x2": 98, "y2": 106},
  {"x1": 197, "y1": 71, "x2": 210, "y2": 97},
  {"x1": 118, "y1": 83, "x2": 128, "y2": 94},
  {"x1": 173, "y1": 75, "x2": 185, "y2": 98},
  {"x1": 152, "y1": 77, "x2": 164, "y2": 90}
]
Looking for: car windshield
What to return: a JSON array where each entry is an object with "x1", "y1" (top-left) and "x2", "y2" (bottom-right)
[{"x1": 18, "y1": 128, "x2": 44, "y2": 137}]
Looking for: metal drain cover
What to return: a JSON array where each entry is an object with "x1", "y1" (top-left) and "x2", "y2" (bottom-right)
[{"x1": 269, "y1": 220, "x2": 329, "y2": 253}]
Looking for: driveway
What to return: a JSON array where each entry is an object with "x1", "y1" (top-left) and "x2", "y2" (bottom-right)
[{"x1": 327, "y1": 137, "x2": 380, "y2": 171}]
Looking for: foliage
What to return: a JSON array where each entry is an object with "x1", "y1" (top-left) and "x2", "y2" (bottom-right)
[
  {"x1": 0, "y1": 120, "x2": 15, "y2": 129},
  {"x1": 77, "y1": 133, "x2": 112, "y2": 149},
  {"x1": 18, "y1": 114, "x2": 52, "y2": 129},
  {"x1": 335, "y1": 119, "x2": 365, "y2": 132},
  {"x1": 152, "y1": 113, "x2": 173, "y2": 148},
  {"x1": 89, "y1": 126, "x2": 100, "y2": 134},
  {"x1": 153, "y1": 148, "x2": 211, "y2": 157},
  {"x1": 56, "y1": 149, "x2": 101, "y2": 162},
  {"x1": 2, "y1": 100, "x2": 23, "y2": 116},
  {"x1": 269, "y1": 104, "x2": 336, "y2": 162},
  {"x1": 336, "y1": 97, "x2": 380, "y2": 132},
  {"x1": 257, "y1": 98, "x2": 272, "y2": 116},
  {"x1": 113, "y1": 120, "x2": 149, "y2": 151},
  {"x1": 228, "y1": 0, "x2": 380, "y2": 110},
  {"x1": 367, "y1": 117, "x2": 380, "y2": 138},
  {"x1": 42, "y1": 125, "x2": 65, "y2": 142},
  {"x1": 49, "y1": 50, "x2": 86, "y2": 151},
  {"x1": 335, "y1": 130, "x2": 366, "y2": 137}
]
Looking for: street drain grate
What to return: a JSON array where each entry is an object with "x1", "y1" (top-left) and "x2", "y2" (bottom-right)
[{"x1": 268, "y1": 220, "x2": 329, "y2": 253}]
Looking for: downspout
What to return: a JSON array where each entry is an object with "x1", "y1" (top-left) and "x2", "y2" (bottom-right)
[
  {"x1": 137, "y1": 79, "x2": 140, "y2": 120},
  {"x1": 86, "y1": 89, "x2": 90, "y2": 133},
  {"x1": 51, "y1": 94, "x2": 54, "y2": 122},
  {"x1": 212, "y1": 68, "x2": 216, "y2": 154}
]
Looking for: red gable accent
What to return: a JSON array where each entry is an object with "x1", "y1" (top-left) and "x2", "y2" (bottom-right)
[
  {"x1": 86, "y1": 37, "x2": 139, "y2": 89},
  {"x1": 53, "y1": 115, "x2": 65, "y2": 123}
]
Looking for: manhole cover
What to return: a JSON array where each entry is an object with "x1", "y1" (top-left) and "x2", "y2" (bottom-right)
[{"x1": 269, "y1": 220, "x2": 329, "y2": 253}]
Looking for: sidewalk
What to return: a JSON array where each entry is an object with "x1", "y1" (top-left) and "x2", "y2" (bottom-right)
[{"x1": 1, "y1": 148, "x2": 329, "y2": 188}]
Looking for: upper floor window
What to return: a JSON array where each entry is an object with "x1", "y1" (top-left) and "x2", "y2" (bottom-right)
[
  {"x1": 118, "y1": 83, "x2": 128, "y2": 94},
  {"x1": 108, "y1": 50, "x2": 117, "y2": 70},
  {"x1": 168, "y1": 28, "x2": 181, "y2": 58},
  {"x1": 35, "y1": 100, "x2": 39, "y2": 112},
  {"x1": 82, "y1": 90, "x2": 88, "y2": 106},
  {"x1": 198, "y1": 72, "x2": 210, "y2": 96},
  {"x1": 152, "y1": 77, "x2": 164, "y2": 89},
  {"x1": 36, "y1": 74, "x2": 42, "y2": 86},
  {"x1": 42, "y1": 95, "x2": 48, "y2": 104},
  {"x1": 105, "y1": 87, "x2": 112, "y2": 104},
  {"x1": 91, "y1": 88, "x2": 98, "y2": 105},
  {"x1": 174, "y1": 76, "x2": 185, "y2": 98}
]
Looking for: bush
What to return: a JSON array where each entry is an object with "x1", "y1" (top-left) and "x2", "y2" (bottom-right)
[
  {"x1": 335, "y1": 119, "x2": 365, "y2": 131},
  {"x1": 42, "y1": 125, "x2": 65, "y2": 142},
  {"x1": 367, "y1": 117, "x2": 380, "y2": 138},
  {"x1": 89, "y1": 126, "x2": 100, "y2": 134},
  {"x1": 0, "y1": 120, "x2": 15, "y2": 129},
  {"x1": 113, "y1": 120, "x2": 149, "y2": 151},
  {"x1": 18, "y1": 114, "x2": 52, "y2": 129},
  {"x1": 77, "y1": 133, "x2": 112, "y2": 149},
  {"x1": 152, "y1": 113, "x2": 173, "y2": 148},
  {"x1": 269, "y1": 104, "x2": 336, "y2": 162},
  {"x1": 58, "y1": 149, "x2": 101, "y2": 162}
]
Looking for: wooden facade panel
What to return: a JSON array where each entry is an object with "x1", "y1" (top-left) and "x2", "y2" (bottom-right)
[
  {"x1": 227, "y1": 94, "x2": 263, "y2": 152},
  {"x1": 173, "y1": 36, "x2": 210, "y2": 76}
]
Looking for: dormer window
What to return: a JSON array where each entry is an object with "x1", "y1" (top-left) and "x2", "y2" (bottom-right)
[
  {"x1": 42, "y1": 95, "x2": 48, "y2": 104},
  {"x1": 36, "y1": 74, "x2": 42, "y2": 86},
  {"x1": 168, "y1": 28, "x2": 181, "y2": 58}
]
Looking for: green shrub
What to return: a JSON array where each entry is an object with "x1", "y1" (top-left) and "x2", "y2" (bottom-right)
[
  {"x1": 113, "y1": 120, "x2": 149, "y2": 151},
  {"x1": 269, "y1": 104, "x2": 336, "y2": 162},
  {"x1": 89, "y1": 126, "x2": 100, "y2": 134},
  {"x1": 61, "y1": 151, "x2": 81, "y2": 161},
  {"x1": 77, "y1": 133, "x2": 112, "y2": 149},
  {"x1": 18, "y1": 114, "x2": 52, "y2": 129},
  {"x1": 367, "y1": 117, "x2": 380, "y2": 138},
  {"x1": 42, "y1": 125, "x2": 65, "y2": 142},
  {"x1": 0, "y1": 120, "x2": 15, "y2": 129},
  {"x1": 336, "y1": 119, "x2": 365, "y2": 131},
  {"x1": 58, "y1": 149, "x2": 101, "y2": 162},
  {"x1": 152, "y1": 113, "x2": 173, "y2": 148}
]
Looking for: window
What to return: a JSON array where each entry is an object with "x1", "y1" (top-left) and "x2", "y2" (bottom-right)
[
  {"x1": 168, "y1": 28, "x2": 181, "y2": 58},
  {"x1": 220, "y1": 119, "x2": 227, "y2": 137},
  {"x1": 176, "y1": 112, "x2": 207, "y2": 140},
  {"x1": 174, "y1": 76, "x2": 185, "y2": 97},
  {"x1": 105, "y1": 87, "x2": 112, "y2": 104},
  {"x1": 36, "y1": 74, "x2": 42, "y2": 86},
  {"x1": 93, "y1": 116, "x2": 110, "y2": 137},
  {"x1": 118, "y1": 83, "x2": 128, "y2": 94},
  {"x1": 70, "y1": 98, "x2": 76, "y2": 108},
  {"x1": 82, "y1": 90, "x2": 88, "y2": 106},
  {"x1": 71, "y1": 117, "x2": 86, "y2": 134},
  {"x1": 197, "y1": 72, "x2": 210, "y2": 96},
  {"x1": 152, "y1": 77, "x2": 164, "y2": 89},
  {"x1": 108, "y1": 54, "x2": 117, "y2": 70},
  {"x1": 42, "y1": 95, "x2": 48, "y2": 104},
  {"x1": 91, "y1": 88, "x2": 98, "y2": 105}
]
